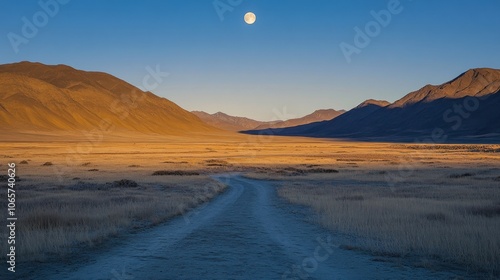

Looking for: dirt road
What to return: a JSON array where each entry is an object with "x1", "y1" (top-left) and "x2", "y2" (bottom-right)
[{"x1": 24, "y1": 175, "x2": 459, "y2": 279}]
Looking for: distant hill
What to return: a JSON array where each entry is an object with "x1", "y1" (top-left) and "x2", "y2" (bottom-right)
[
  {"x1": 0, "y1": 62, "x2": 220, "y2": 137},
  {"x1": 356, "y1": 99, "x2": 390, "y2": 109},
  {"x1": 193, "y1": 109, "x2": 345, "y2": 132},
  {"x1": 245, "y1": 68, "x2": 500, "y2": 143},
  {"x1": 191, "y1": 111, "x2": 265, "y2": 132},
  {"x1": 253, "y1": 109, "x2": 345, "y2": 130}
]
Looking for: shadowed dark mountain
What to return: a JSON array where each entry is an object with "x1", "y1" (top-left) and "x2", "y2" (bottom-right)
[
  {"x1": 193, "y1": 109, "x2": 345, "y2": 132},
  {"x1": 0, "y1": 61, "x2": 221, "y2": 137},
  {"x1": 245, "y1": 68, "x2": 500, "y2": 143}
]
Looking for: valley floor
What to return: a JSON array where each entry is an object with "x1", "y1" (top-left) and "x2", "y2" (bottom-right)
[
  {"x1": 0, "y1": 137, "x2": 499, "y2": 278},
  {"x1": 18, "y1": 176, "x2": 465, "y2": 279}
]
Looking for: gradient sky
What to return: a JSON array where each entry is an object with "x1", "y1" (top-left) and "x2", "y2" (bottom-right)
[{"x1": 1, "y1": 0, "x2": 500, "y2": 121}]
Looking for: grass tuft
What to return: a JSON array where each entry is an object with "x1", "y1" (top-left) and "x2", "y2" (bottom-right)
[
  {"x1": 466, "y1": 205, "x2": 500, "y2": 218},
  {"x1": 449, "y1": 173, "x2": 474, "y2": 178},
  {"x1": 425, "y1": 212, "x2": 446, "y2": 221},
  {"x1": 152, "y1": 170, "x2": 200, "y2": 176}
]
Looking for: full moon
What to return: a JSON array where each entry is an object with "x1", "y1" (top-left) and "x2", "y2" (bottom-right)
[{"x1": 244, "y1": 12, "x2": 256, "y2": 25}]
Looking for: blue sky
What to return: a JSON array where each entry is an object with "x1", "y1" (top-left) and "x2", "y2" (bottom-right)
[{"x1": 1, "y1": 0, "x2": 500, "y2": 121}]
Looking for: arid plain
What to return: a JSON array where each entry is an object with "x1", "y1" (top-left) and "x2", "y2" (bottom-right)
[{"x1": 1, "y1": 136, "x2": 499, "y2": 276}]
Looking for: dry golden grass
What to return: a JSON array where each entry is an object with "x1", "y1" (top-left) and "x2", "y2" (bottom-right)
[
  {"x1": 0, "y1": 138, "x2": 499, "y2": 274},
  {"x1": 0, "y1": 175, "x2": 225, "y2": 261},
  {"x1": 237, "y1": 142, "x2": 500, "y2": 273},
  {"x1": 277, "y1": 176, "x2": 500, "y2": 272}
]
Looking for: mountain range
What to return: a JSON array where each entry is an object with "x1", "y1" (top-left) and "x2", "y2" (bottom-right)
[
  {"x1": 0, "y1": 62, "x2": 220, "y2": 138},
  {"x1": 1, "y1": 62, "x2": 499, "y2": 143},
  {"x1": 245, "y1": 68, "x2": 500, "y2": 143},
  {"x1": 192, "y1": 109, "x2": 345, "y2": 132}
]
